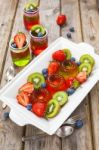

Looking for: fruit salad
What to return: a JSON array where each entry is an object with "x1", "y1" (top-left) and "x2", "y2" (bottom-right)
[
  {"x1": 30, "y1": 25, "x2": 48, "y2": 56},
  {"x1": 9, "y1": 32, "x2": 31, "y2": 67},
  {"x1": 16, "y1": 49, "x2": 95, "y2": 119}
]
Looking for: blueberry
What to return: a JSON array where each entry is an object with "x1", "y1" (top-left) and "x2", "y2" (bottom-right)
[
  {"x1": 76, "y1": 61, "x2": 81, "y2": 66},
  {"x1": 27, "y1": 9, "x2": 33, "y2": 12},
  {"x1": 67, "y1": 33, "x2": 72, "y2": 39},
  {"x1": 42, "y1": 68, "x2": 48, "y2": 75},
  {"x1": 11, "y1": 43, "x2": 17, "y2": 48},
  {"x1": 71, "y1": 57, "x2": 76, "y2": 61},
  {"x1": 26, "y1": 104, "x2": 32, "y2": 111},
  {"x1": 75, "y1": 119, "x2": 83, "y2": 129},
  {"x1": 38, "y1": 32, "x2": 43, "y2": 37},
  {"x1": 67, "y1": 88, "x2": 75, "y2": 95},
  {"x1": 3, "y1": 112, "x2": 9, "y2": 120},
  {"x1": 69, "y1": 27, "x2": 75, "y2": 32},
  {"x1": 41, "y1": 83, "x2": 46, "y2": 88}
]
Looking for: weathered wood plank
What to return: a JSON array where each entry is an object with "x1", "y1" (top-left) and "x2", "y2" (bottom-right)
[
  {"x1": 89, "y1": 84, "x2": 99, "y2": 150},
  {"x1": 24, "y1": 0, "x2": 61, "y2": 150},
  {"x1": 0, "y1": 0, "x2": 28, "y2": 150},
  {"x1": 79, "y1": 0, "x2": 99, "y2": 51},
  {"x1": 79, "y1": 0, "x2": 99, "y2": 149},
  {"x1": 61, "y1": 0, "x2": 93, "y2": 150},
  {"x1": 0, "y1": 0, "x2": 19, "y2": 81},
  {"x1": 61, "y1": 0, "x2": 82, "y2": 42}
]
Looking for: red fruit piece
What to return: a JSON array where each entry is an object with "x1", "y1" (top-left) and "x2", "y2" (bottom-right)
[
  {"x1": 33, "y1": 49, "x2": 43, "y2": 56},
  {"x1": 16, "y1": 92, "x2": 30, "y2": 107},
  {"x1": 19, "y1": 82, "x2": 34, "y2": 94},
  {"x1": 14, "y1": 32, "x2": 26, "y2": 48},
  {"x1": 65, "y1": 77, "x2": 74, "y2": 88},
  {"x1": 56, "y1": 14, "x2": 67, "y2": 26},
  {"x1": 48, "y1": 61, "x2": 60, "y2": 74},
  {"x1": 76, "y1": 72, "x2": 87, "y2": 83},
  {"x1": 32, "y1": 102, "x2": 46, "y2": 117},
  {"x1": 52, "y1": 50, "x2": 66, "y2": 62}
]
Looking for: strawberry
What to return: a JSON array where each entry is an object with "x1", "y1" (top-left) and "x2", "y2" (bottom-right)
[
  {"x1": 65, "y1": 77, "x2": 74, "y2": 88},
  {"x1": 19, "y1": 82, "x2": 34, "y2": 94},
  {"x1": 48, "y1": 61, "x2": 60, "y2": 74},
  {"x1": 52, "y1": 50, "x2": 65, "y2": 62},
  {"x1": 56, "y1": 14, "x2": 67, "y2": 26},
  {"x1": 32, "y1": 102, "x2": 46, "y2": 117},
  {"x1": 76, "y1": 72, "x2": 87, "y2": 83},
  {"x1": 16, "y1": 92, "x2": 30, "y2": 107},
  {"x1": 14, "y1": 32, "x2": 26, "y2": 48}
]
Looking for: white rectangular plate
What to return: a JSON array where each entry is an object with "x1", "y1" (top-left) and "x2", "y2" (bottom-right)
[{"x1": 0, "y1": 37, "x2": 99, "y2": 135}]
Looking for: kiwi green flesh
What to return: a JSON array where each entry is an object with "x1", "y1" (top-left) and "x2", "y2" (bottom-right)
[
  {"x1": 46, "y1": 99, "x2": 60, "y2": 118},
  {"x1": 25, "y1": 2, "x2": 37, "y2": 11},
  {"x1": 72, "y1": 80, "x2": 80, "y2": 89},
  {"x1": 63, "y1": 49, "x2": 72, "y2": 60},
  {"x1": 27, "y1": 73, "x2": 45, "y2": 89},
  {"x1": 79, "y1": 63, "x2": 92, "y2": 75},
  {"x1": 53, "y1": 91, "x2": 68, "y2": 106},
  {"x1": 80, "y1": 54, "x2": 95, "y2": 67},
  {"x1": 31, "y1": 25, "x2": 46, "y2": 35}
]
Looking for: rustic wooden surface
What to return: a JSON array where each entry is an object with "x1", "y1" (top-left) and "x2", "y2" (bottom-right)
[{"x1": 0, "y1": 0, "x2": 99, "y2": 150}]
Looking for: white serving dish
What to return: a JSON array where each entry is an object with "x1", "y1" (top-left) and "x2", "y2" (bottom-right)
[{"x1": 0, "y1": 37, "x2": 99, "y2": 135}]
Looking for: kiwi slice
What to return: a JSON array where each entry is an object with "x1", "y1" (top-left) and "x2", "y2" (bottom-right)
[
  {"x1": 27, "y1": 72, "x2": 45, "y2": 89},
  {"x1": 80, "y1": 54, "x2": 95, "y2": 67},
  {"x1": 24, "y1": 2, "x2": 37, "y2": 11},
  {"x1": 53, "y1": 91, "x2": 68, "y2": 106},
  {"x1": 79, "y1": 63, "x2": 92, "y2": 75},
  {"x1": 31, "y1": 25, "x2": 46, "y2": 36},
  {"x1": 46, "y1": 99, "x2": 60, "y2": 118},
  {"x1": 72, "y1": 80, "x2": 80, "y2": 89},
  {"x1": 63, "y1": 49, "x2": 72, "y2": 60}
]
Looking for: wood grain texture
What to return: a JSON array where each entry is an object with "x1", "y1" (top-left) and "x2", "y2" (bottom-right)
[
  {"x1": 0, "y1": 0, "x2": 27, "y2": 150},
  {"x1": 24, "y1": 0, "x2": 61, "y2": 150},
  {"x1": 61, "y1": 0, "x2": 93, "y2": 150},
  {"x1": 79, "y1": 0, "x2": 99, "y2": 149},
  {"x1": 79, "y1": 0, "x2": 99, "y2": 51},
  {"x1": 0, "y1": 0, "x2": 18, "y2": 81},
  {"x1": 61, "y1": 0, "x2": 82, "y2": 42}
]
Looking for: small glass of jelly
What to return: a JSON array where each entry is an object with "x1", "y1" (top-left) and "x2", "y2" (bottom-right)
[
  {"x1": 9, "y1": 32, "x2": 31, "y2": 67},
  {"x1": 59, "y1": 60, "x2": 78, "y2": 79},
  {"x1": 23, "y1": 1, "x2": 40, "y2": 30},
  {"x1": 30, "y1": 25, "x2": 48, "y2": 56},
  {"x1": 32, "y1": 88, "x2": 51, "y2": 104},
  {"x1": 46, "y1": 74, "x2": 67, "y2": 94}
]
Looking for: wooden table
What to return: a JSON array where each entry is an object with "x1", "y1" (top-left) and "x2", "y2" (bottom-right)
[{"x1": 0, "y1": 0, "x2": 99, "y2": 149}]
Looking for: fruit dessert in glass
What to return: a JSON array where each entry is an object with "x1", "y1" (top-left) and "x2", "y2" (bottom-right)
[
  {"x1": 9, "y1": 32, "x2": 31, "y2": 67},
  {"x1": 31, "y1": 88, "x2": 51, "y2": 104},
  {"x1": 46, "y1": 74, "x2": 67, "y2": 94},
  {"x1": 23, "y1": 2, "x2": 40, "y2": 30},
  {"x1": 30, "y1": 25, "x2": 48, "y2": 56},
  {"x1": 51, "y1": 49, "x2": 78, "y2": 79},
  {"x1": 59, "y1": 60, "x2": 78, "y2": 79}
]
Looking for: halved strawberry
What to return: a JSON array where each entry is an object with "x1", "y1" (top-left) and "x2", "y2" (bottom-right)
[
  {"x1": 16, "y1": 92, "x2": 30, "y2": 107},
  {"x1": 19, "y1": 82, "x2": 34, "y2": 94},
  {"x1": 48, "y1": 61, "x2": 60, "y2": 74},
  {"x1": 52, "y1": 50, "x2": 66, "y2": 62},
  {"x1": 14, "y1": 32, "x2": 26, "y2": 48}
]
